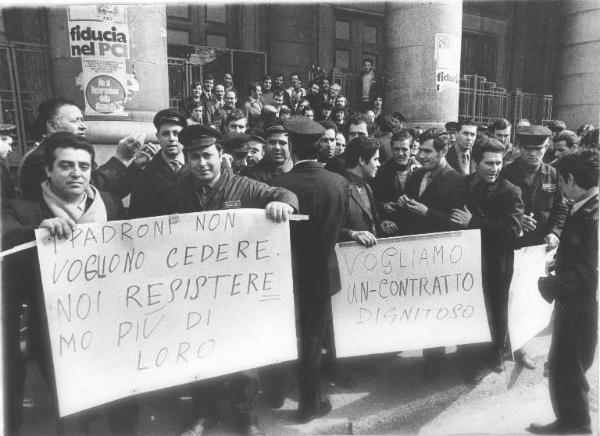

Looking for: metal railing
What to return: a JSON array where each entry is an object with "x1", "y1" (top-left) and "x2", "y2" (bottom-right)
[{"x1": 459, "y1": 74, "x2": 553, "y2": 126}]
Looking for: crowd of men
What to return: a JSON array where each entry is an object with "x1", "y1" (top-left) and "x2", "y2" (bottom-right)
[{"x1": 0, "y1": 64, "x2": 598, "y2": 436}]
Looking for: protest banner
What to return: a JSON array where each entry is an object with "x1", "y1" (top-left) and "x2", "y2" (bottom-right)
[
  {"x1": 35, "y1": 209, "x2": 297, "y2": 417},
  {"x1": 331, "y1": 230, "x2": 491, "y2": 358},
  {"x1": 507, "y1": 245, "x2": 555, "y2": 353}
]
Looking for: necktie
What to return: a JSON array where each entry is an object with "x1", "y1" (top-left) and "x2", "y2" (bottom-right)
[
  {"x1": 418, "y1": 172, "x2": 431, "y2": 196},
  {"x1": 169, "y1": 160, "x2": 181, "y2": 173},
  {"x1": 461, "y1": 152, "x2": 470, "y2": 173}
]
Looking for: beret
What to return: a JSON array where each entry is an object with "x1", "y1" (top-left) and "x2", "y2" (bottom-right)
[{"x1": 283, "y1": 115, "x2": 326, "y2": 136}]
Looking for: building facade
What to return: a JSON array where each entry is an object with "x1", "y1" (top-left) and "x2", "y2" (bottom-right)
[{"x1": 0, "y1": 1, "x2": 598, "y2": 163}]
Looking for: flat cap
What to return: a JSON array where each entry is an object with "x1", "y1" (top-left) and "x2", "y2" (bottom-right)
[
  {"x1": 153, "y1": 109, "x2": 187, "y2": 130},
  {"x1": 0, "y1": 124, "x2": 16, "y2": 136},
  {"x1": 178, "y1": 124, "x2": 222, "y2": 151},
  {"x1": 444, "y1": 121, "x2": 460, "y2": 132},
  {"x1": 283, "y1": 115, "x2": 326, "y2": 136},
  {"x1": 516, "y1": 125, "x2": 552, "y2": 146},
  {"x1": 222, "y1": 134, "x2": 252, "y2": 154}
]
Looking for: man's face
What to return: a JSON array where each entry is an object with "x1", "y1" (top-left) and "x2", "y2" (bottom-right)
[
  {"x1": 553, "y1": 140, "x2": 572, "y2": 160},
  {"x1": 361, "y1": 150, "x2": 380, "y2": 179},
  {"x1": 321, "y1": 108, "x2": 332, "y2": 119},
  {"x1": 290, "y1": 75, "x2": 300, "y2": 89},
  {"x1": 262, "y1": 79, "x2": 272, "y2": 91},
  {"x1": 348, "y1": 122, "x2": 369, "y2": 141},
  {"x1": 418, "y1": 139, "x2": 443, "y2": 171},
  {"x1": 265, "y1": 132, "x2": 290, "y2": 164},
  {"x1": 391, "y1": 138, "x2": 411, "y2": 166},
  {"x1": 203, "y1": 79, "x2": 214, "y2": 93},
  {"x1": 192, "y1": 85, "x2": 202, "y2": 98},
  {"x1": 334, "y1": 96, "x2": 347, "y2": 109},
  {"x1": 214, "y1": 85, "x2": 225, "y2": 100},
  {"x1": 330, "y1": 85, "x2": 340, "y2": 98},
  {"x1": 557, "y1": 173, "x2": 577, "y2": 201},
  {"x1": 310, "y1": 83, "x2": 320, "y2": 94},
  {"x1": 366, "y1": 110, "x2": 375, "y2": 124},
  {"x1": 191, "y1": 107, "x2": 203, "y2": 122},
  {"x1": 318, "y1": 128, "x2": 336, "y2": 160},
  {"x1": 226, "y1": 118, "x2": 247, "y2": 136},
  {"x1": 187, "y1": 144, "x2": 222, "y2": 185},
  {"x1": 475, "y1": 151, "x2": 503, "y2": 184},
  {"x1": 246, "y1": 140, "x2": 264, "y2": 167},
  {"x1": 45, "y1": 147, "x2": 92, "y2": 201},
  {"x1": 231, "y1": 150, "x2": 249, "y2": 174},
  {"x1": 224, "y1": 91, "x2": 237, "y2": 109},
  {"x1": 493, "y1": 126, "x2": 511, "y2": 146},
  {"x1": 321, "y1": 80, "x2": 330, "y2": 93},
  {"x1": 373, "y1": 97, "x2": 383, "y2": 109},
  {"x1": 50, "y1": 105, "x2": 87, "y2": 137},
  {"x1": 274, "y1": 76, "x2": 284, "y2": 88},
  {"x1": 272, "y1": 94, "x2": 284, "y2": 109},
  {"x1": 304, "y1": 109, "x2": 314, "y2": 120},
  {"x1": 252, "y1": 86, "x2": 262, "y2": 98},
  {"x1": 0, "y1": 134, "x2": 13, "y2": 160},
  {"x1": 224, "y1": 74, "x2": 233, "y2": 88},
  {"x1": 447, "y1": 130, "x2": 458, "y2": 145},
  {"x1": 363, "y1": 61, "x2": 373, "y2": 73},
  {"x1": 335, "y1": 133, "x2": 346, "y2": 155},
  {"x1": 519, "y1": 141, "x2": 548, "y2": 168},
  {"x1": 157, "y1": 123, "x2": 184, "y2": 158},
  {"x1": 456, "y1": 125, "x2": 477, "y2": 151}
]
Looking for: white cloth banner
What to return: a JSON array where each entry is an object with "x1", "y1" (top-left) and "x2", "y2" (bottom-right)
[
  {"x1": 35, "y1": 209, "x2": 297, "y2": 417},
  {"x1": 508, "y1": 244, "x2": 555, "y2": 352},
  {"x1": 331, "y1": 230, "x2": 491, "y2": 358}
]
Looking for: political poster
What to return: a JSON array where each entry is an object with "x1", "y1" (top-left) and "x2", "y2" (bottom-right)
[
  {"x1": 331, "y1": 230, "x2": 491, "y2": 358},
  {"x1": 35, "y1": 209, "x2": 297, "y2": 417},
  {"x1": 435, "y1": 33, "x2": 461, "y2": 93},
  {"x1": 507, "y1": 245, "x2": 555, "y2": 353}
]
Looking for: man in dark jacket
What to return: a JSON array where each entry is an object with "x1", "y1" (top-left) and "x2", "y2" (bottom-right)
[
  {"x1": 451, "y1": 138, "x2": 524, "y2": 383},
  {"x1": 3, "y1": 132, "x2": 137, "y2": 435},
  {"x1": 528, "y1": 150, "x2": 598, "y2": 435},
  {"x1": 129, "y1": 109, "x2": 187, "y2": 218},
  {"x1": 447, "y1": 119, "x2": 477, "y2": 175},
  {"x1": 271, "y1": 116, "x2": 350, "y2": 423},
  {"x1": 501, "y1": 125, "x2": 569, "y2": 369},
  {"x1": 174, "y1": 124, "x2": 297, "y2": 436}
]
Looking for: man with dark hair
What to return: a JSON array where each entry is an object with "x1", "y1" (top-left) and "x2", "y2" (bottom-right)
[
  {"x1": 544, "y1": 120, "x2": 568, "y2": 163},
  {"x1": 285, "y1": 72, "x2": 307, "y2": 108},
  {"x1": 447, "y1": 119, "x2": 477, "y2": 175},
  {"x1": 223, "y1": 109, "x2": 248, "y2": 137},
  {"x1": 247, "y1": 119, "x2": 293, "y2": 184},
  {"x1": 318, "y1": 102, "x2": 333, "y2": 122},
  {"x1": 130, "y1": 109, "x2": 187, "y2": 218},
  {"x1": 444, "y1": 121, "x2": 460, "y2": 147},
  {"x1": 373, "y1": 114, "x2": 403, "y2": 162},
  {"x1": 346, "y1": 113, "x2": 372, "y2": 141},
  {"x1": 529, "y1": 150, "x2": 598, "y2": 435},
  {"x1": 357, "y1": 58, "x2": 380, "y2": 112},
  {"x1": 3, "y1": 132, "x2": 138, "y2": 435},
  {"x1": 319, "y1": 78, "x2": 331, "y2": 106},
  {"x1": 261, "y1": 75, "x2": 274, "y2": 106},
  {"x1": 451, "y1": 137, "x2": 524, "y2": 383},
  {"x1": 371, "y1": 128, "x2": 414, "y2": 217},
  {"x1": 244, "y1": 82, "x2": 263, "y2": 128},
  {"x1": 580, "y1": 128, "x2": 599, "y2": 150},
  {"x1": 272, "y1": 73, "x2": 285, "y2": 93},
  {"x1": 551, "y1": 130, "x2": 578, "y2": 163},
  {"x1": 271, "y1": 90, "x2": 286, "y2": 115},
  {"x1": 317, "y1": 120, "x2": 338, "y2": 163},
  {"x1": 20, "y1": 98, "x2": 148, "y2": 202},
  {"x1": 270, "y1": 116, "x2": 349, "y2": 423},
  {"x1": 175, "y1": 124, "x2": 297, "y2": 436},
  {"x1": 501, "y1": 125, "x2": 569, "y2": 369},
  {"x1": 491, "y1": 118, "x2": 519, "y2": 165},
  {"x1": 179, "y1": 80, "x2": 203, "y2": 118},
  {"x1": 223, "y1": 72, "x2": 235, "y2": 94},
  {"x1": 307, "y1": 81, "x2": 325, "y2": 114}
]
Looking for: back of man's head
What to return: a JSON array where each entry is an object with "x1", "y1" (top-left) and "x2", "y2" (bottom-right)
[
  {"x1": 556, "y1": 149, "x2": 599, "y2": 190},
  {"x1": 344, "y1": 136, "x2": 380, "y2": 168}
]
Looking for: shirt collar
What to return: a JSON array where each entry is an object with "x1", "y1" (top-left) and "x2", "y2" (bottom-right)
[
  {"x1": 160, "y1": 150, "x2": 185, "y2": 167},
  {"x1": 571, "y1": 187, "x2": 599, "y2": 215},
  {"x1": 346, "y1": 171, "x2": 367, "y2": 187}
]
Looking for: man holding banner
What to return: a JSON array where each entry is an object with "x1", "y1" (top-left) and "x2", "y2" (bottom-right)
[
  {"x1": 529, "y1": 150, "x2": 598, "y2": 435},
  {"x1": 2, "y1": 131, "x2": 139, "y2": 435},
  {"x1": 175, "y1": 124, "x2": 298, "y2": 436},
  {"x1": 451, "y1": 137, "x2": 524, "y2": 383}
]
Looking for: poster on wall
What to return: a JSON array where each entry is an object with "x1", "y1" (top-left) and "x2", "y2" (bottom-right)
[
  {"x1": 68, "y1": 5, "x2": 132, "y2": 116},
  {"x1": 435, "y1": 33, "x2": 461, "y2": 93}
]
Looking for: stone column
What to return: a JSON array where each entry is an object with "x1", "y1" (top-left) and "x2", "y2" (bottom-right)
[
  {"x1": 384, "y1": 1, "x2": 463, "y2": 128},
  {"x1": 47, "y1": 5, "x2": 168, "y2": 161},
  {"x1": 554, "y1": 0, "x2": 600, "y2": 128}
]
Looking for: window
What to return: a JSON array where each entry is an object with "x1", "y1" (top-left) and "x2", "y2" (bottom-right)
[
  {"x1": 206, "y1": 5, "x2": 227, "y2": 23},
  {"x1": 335, "y1": 20, "x2": 350, "y2": 40},
  {"x1": 335, "y1": 49, "x2": 351, "y2": 69},
  {"x1": 461, "y1": 32, "x2": 497, "y2": 81},
  {"x1": 166, "y1": 4, "x2": 190, "y2": 19},
  {"x1": 363, "y1": 25, "x2": 377, "y2": 45},
  {"x1": 206, "y1": 34, "x2": 227, "y2": 49}
]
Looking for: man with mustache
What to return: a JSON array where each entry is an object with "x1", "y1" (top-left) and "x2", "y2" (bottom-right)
[
  {"x1": 451, "y1": 138, "x2": 524, "y2": 383},
  {"x1": 247, "y1": 119, "x2": 293, "y2": 184}
]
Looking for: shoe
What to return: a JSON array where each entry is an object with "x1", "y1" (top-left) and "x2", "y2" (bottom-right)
[
  {"x1": 244, "y1": 424, "x2": 266, "y2": 436},
  {"x1": 527, "y1": 420, "x2": 592, "y2": 434},
  {"x1": 490, "y1": 349, "x2": 505, "y2": 373},
  {"x1": 515, "y1": 350, "x2": 536, "y2": 370},
  {"x1": 297, "y1": 399, "x2": 333, "y2": 424}
]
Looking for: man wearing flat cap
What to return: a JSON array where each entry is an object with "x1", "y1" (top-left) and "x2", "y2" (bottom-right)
[
  {"x1": 444, "y1": 121, "x2": 460, "y2": 148},
  {"x1": 130, "y1": 109, "x2": 187, "y2": 218},
  {"x1": 270, "y1": 116, "x2": 350, "y2": 423},
  {"x1": 222, "y1": 134, "x2": 253, "y2": 175},
  {"x1": 175, "y1": 124, "x2": 297, "y2": 436},
  {"x1": 500, "y1": 125, "x2": 568, "y2": 369},
  {"x1": 247, "y1": 118, "x2": 294, "y2": 184}
]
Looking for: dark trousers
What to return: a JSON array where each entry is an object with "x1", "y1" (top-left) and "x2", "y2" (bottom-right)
[
  {"x1": 191, "y1": 372, "x2": 259, "y2": 429},
  {"x1": 3, "y1": 293, "x2": 25, "y2": 435},
  {"x1": 548, "y1": 302, "x2": 597, "y2": 429},
  {"x1": 297, "y1": 296, "x2": 331, "y2": 412}
]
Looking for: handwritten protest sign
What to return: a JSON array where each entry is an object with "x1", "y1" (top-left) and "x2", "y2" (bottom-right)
[
  {"x1": 508, "y1": 245, "x2": 555, "y2": 353},
  {"x1": 35, "y1": 209, "x2": 297, "y2": 417},
  {"x1": 331, "y1": 230, "x2": 491, "y2": 358}
]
